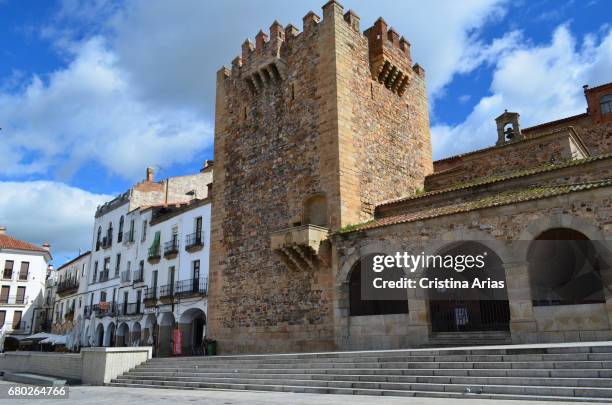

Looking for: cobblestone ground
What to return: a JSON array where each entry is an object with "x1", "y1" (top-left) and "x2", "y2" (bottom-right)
[{"x1": 0, "y1": 381, "x2": 588, "y2": 405}]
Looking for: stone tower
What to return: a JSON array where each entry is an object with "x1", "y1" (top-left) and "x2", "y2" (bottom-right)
[{"x1": 208, "y1": 0, "x2": 432, "y2": 353}]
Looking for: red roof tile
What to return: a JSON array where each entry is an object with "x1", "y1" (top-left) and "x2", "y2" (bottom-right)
[{"x1": 0, "y1": 234, "x2": 50, "y2": 254}]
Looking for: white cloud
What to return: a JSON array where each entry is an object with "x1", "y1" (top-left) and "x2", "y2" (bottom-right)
[
  {"x1": 431, "y1": 24, "x2": 612, "y2": 159},
  {"x1": 0, "y1": 181, "x2": 112, "y2": 265},
  {"x1": 0, "y1": 36, "x2": 213, "y2": 180}
]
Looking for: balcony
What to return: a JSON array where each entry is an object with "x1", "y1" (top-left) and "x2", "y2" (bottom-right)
[
  {"x1": 117, "y1": 302, "x2": 143, "y2": 316},
  {"x1": 270, "y1": 224, "x2": 330, "y2": 271},
  {"x1": 159, "y1": 283, "x2": 175, "y2": 303},
  {"x1": 98, "y1": 271, "x2": 110, "y2": 282},
  {"x1": 147, "y1": 246, "x2": 161, "y2": 264},
  {"x1": 120, "y1": 270, "x2": 131, "y2": 283},
  {"x1": 132, "y1": 269, "x2": 144, "y2": 283},
  {"x1": 101, "y1": 236, "x2": 112, "y2": 249},
  {"x1": 163, "y1": 240, "x2": 179, "y2": 259},
  {"x1": 123, "y1": 230, "x2": 135, "y2": 244},
  {"x1": 0, "y1": 295, "x2": 28, "y2": 305},
  {"x1": 94, "y1": 302, "x2": 116, "y2": 318},
  {"x1": 144, "y1": 287, "x2": 157, "y2": 307},
  {"x1": 56, "y1": 278, "x2": 79, "y2": 296},
  {"x1": 175, "y1": 278, "x2": 208, "y2": 297},
  {"x1": 185, "y1": 232, "x2": 204, "y2": 252}
]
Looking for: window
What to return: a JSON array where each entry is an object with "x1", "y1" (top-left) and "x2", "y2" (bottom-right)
[
  {"x1": 118, "y1": 216, "x2": 124, "y2": 243},
  {"x1": 0, "y1": 311, "x2": 5, "y2": 327},
  {"x1": 79, "y1": 297, "x2": 82, "y2": 308},
  {"x1": 0, "y1": 286, "x2": 9, "y2": 303},
  {"x1": 96, "y1": 226, "x2": 102, "y2": 251},
  {"x1": 102, "y1": 257, "x2": 110, "y2": 281},
  {"x1": 93, "y1": 261, "x2": 98, "y2": 282},
  {"x1": 2, "y1": 260, "x2": 13, "y2": 279},
  {"x1": 16, "y1": 287, "x2": 26, "y2": 304},
  {"x1": 18, "y1": 262, "x2": 29, "y2": 280},
  {"x1": 100, "y1": 291, "x2": 107, "y2": 303},
  {"x1": 115, "y1": 253, "x2": 121, "y2": 277},
  {"x1": 601, "y1": 94, "x2": 612, "y2": 114},
  {"x1": 193, "y1": 260, "x2": 200, "y2": 281},
  {"x1": 12, "y1": 311, "x2": 22, "y2": 329},
  {"x1": 141, "y1": 220, "x2": 148, "y2": 242},
  {"x1": 106, "y1": 222, "x2": 113, "y2": 247},
  {"x1": 129, "y1": 219, "x2": 135, "y2": 242}
]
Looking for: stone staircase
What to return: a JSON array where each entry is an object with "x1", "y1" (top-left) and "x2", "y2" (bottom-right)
[{"x1": 109, "y1": 342, "x2": 612, "y2": 402}]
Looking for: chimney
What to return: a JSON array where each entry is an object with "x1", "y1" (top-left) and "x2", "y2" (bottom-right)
[
  {"x1": 0, "y1": 226, "x2": 5, "y2": 235},
  {"x1": 42, "y1": 242, "x2": 51, "y2": 251},
  {"x1": 146, "y1": 166, "x2": 155, "y2": 182}
]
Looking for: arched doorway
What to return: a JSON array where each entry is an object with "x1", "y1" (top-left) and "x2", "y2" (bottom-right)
[
  {"x1": 428, "y1": 242, "x2": 510, "y2": 333},
  {"x1": 158, "y1": 312, "x2": 175, "y2": 357},
  {"x1": 116, "y1": 322, "x2": 130, "y2": 347},
  {"x1": 95, "y1": 323, "x2": 104, "y2": 346},
  {"x1": 143, "y1": 314, "x2": 158, "y2": 355},
  {"x1": 348, "y1": 254, "x2": 409, "y2": 316},
  {"x1": 131, "y1": 322, "x2": 142, "y2": 346},
  {"x1": 528, "y1": 228, "x2": 605, "y2": 306},
  {"x1": 104, "y1": 322, "x2": 116, "y2": 347},
  {"x1": 179, "y1": 308, "x2": 206, "y2": 355}
]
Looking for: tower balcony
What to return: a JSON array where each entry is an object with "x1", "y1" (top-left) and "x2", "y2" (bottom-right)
[{"x1": 270, "y1": 224, "x2": 330, "y2": 271}]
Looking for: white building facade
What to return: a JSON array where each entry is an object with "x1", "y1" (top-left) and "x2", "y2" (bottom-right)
[
  {"x1": 0, "y1": 227, "x2": 52, "y2": 346},
  {"x1": 81, "y1": 165, "x2": 212, "y2": 356}
]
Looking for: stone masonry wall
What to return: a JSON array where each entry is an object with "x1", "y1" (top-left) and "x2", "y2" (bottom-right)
[{"x1": 207, "y1": 1, "x2": 432, "y2": 353}]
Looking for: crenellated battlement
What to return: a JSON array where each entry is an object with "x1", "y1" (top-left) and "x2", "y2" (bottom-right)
[
  {"x1": 218, "y1": 1, "x2": 423, "y2": 98},
  {"x1": 364, "y1": 17, "x2": 422, "y2": 96}
]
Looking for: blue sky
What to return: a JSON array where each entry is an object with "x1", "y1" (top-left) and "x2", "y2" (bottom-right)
[{"x1": 0, "y1": 0, "x2": 610, "y2": 267}]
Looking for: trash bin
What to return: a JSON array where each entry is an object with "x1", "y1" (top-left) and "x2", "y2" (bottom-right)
[{"x1": 207, "y1": 340, "x2": 217, "y2": 356}]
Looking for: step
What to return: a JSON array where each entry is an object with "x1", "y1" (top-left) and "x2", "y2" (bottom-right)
[
  {"x1": 2, "y1": 372, "x2": 67, "y2": 386},
  {"x1": 116, "y1": 372, "x2": 612, "y2": 388},
  {"x1": 106, "y1": 381, "x2": 612, "y2": 402},
  {"x1": 123, "y1": 368, "x2": 612, "y2": 378},
  {"x1": 144, "y1": 352, "x2": 612, "y2": 365},
  {"x1": 136, "y1": 360, "x2": 612, "y2": 371}
]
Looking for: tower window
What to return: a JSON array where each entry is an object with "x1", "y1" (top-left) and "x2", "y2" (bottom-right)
[{"x1": 600, "y1": 94, "x2": 612, "y2": 114}]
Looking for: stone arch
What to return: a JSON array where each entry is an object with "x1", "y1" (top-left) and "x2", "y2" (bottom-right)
[
  {"x1": 116, "y1": 322, "x2": 130, "y2": 347},
  {"x1": 528, "y1": 227, "x2": 607, "y2": 306},
  {"x1": 517, "y1": 214, "x2": 607, "y2": 260},
  {"x1": 131, "y1": 322, "x2": 142, "y2": 346},
  {"x1": 427, "y1": 240, "x2": 510, "y2": 333},
  {"x1": 104, "y1": 322, "x2": 116, "y2": 347},
  {"x1": 95, "y1": 323, "x2": 104, "y2": 347},
  {"x1": 179, "y1": 308, "x2": 207, "y2": 355},
  {"x1": 158, "y1": 312, "x2": 176, "y2": 357}
]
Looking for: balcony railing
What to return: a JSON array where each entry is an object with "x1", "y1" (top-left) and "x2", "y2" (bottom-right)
[
  {"x1": 175, "y1": 277, "x2": 208, "y2": 296},
  {"x1": 2, "y1": 270, "x2": 12, "y2": 280},
  {"x1": 18, "y1": 272, "x2": 28, "y2": 281},
  {"x1": 117, "y1": 302, "x2": 143, "y2": 316},
  {"x1": 159, "y1": 283, "x2": 175, "y2": 299},
  {"x1": 185, "y1": 232, "x2": 203, "y2": 251},
  {"x1": 99, "y1": 271, "x2": 110, "y2": 282},
  {"x1": 123, "y1": 230, "x2": 135, "y2": 244},
  {"x1": 0, "y1": 295, "x2": 28, "y2": 305},
  {"x1": 56, "y1": 278, "x2": 79, "y2": 295},
  {"x1": 93, "y1": 302, "x2": 117, "y2": 318},
  {"x1": 144, "y1": 287, "x2": 157, "y2": 301},
  {"x1": 148, "y1": 246, "x2": 161, "y2": 262},
  {"x1": 163, "y1": 240, "x2": 179, "y2": 258},
  {"x1": 132, "y1": 269, "x2": 144, "y2": 283},
  {"x1": 84, "y1": 305, "x2": 93, "y2": 319},
  {"x1": 120, "y1": 270, "x2": 131, "y2": 283}
]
